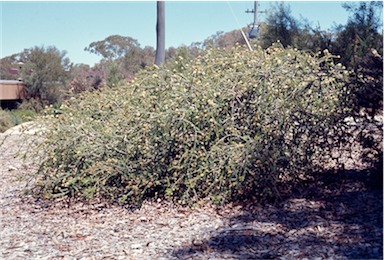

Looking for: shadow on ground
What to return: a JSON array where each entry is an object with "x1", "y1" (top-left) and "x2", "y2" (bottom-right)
[{"x1": 171, "y1": 165, "x2": 383, "y2": 259}]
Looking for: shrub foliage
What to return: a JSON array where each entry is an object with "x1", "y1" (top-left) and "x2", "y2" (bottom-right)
[
  {"x1": 30, "y1": 44, "x2": 351, "y2": 206},
  {"x1": 0, "y1": 108, "x2": 37, "y2": 133}
]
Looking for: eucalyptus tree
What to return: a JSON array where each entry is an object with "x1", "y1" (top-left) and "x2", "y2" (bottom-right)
[{"x1": 85, "y1": 35, "x2": 155, "y2": 82}]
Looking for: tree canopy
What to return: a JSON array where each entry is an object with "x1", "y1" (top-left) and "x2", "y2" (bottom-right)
[
  {"x1": 17, "y1": 46, "x2": 71, "y2": 107},
  {"x1": 333, "y1": 1, "x2": 383, "y2": 68},
  {"x1": 84, "y1": 35, "x2": 141, "y2": 61},
  {"x1": 260, "y1": 2, "x2": 300, "y2": 49}
]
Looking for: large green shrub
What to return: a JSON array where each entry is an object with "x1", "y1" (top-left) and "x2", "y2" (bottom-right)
[{"x1": 29, "y1": 44, "x2": 350, "y2": 206}]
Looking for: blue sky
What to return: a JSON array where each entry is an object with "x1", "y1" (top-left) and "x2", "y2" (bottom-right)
[{"x1": 1, "y1": 1, "x2": 354, "y2": 66}]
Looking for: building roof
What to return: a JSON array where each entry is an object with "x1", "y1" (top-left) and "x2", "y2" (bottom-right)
[{"x1": 0, "y1": 80, "x2": 24, "y2": 84}]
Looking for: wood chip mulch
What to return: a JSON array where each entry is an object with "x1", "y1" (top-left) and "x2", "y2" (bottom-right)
[{"x1": 0, "y1": 124, "x2": 382, "y2": 259}]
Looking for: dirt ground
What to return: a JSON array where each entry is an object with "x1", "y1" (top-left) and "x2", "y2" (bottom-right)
[{"x1": 0, "y1": 122, "x2": 382, "y2": 259}]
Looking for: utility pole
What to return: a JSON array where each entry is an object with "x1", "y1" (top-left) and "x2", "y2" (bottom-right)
[
  {"x1": 155, "y1": 1, "x2": 165, "y2": 66},
  {"x1": 245, "y1": 1, "x2": 264, "y2": 39}
]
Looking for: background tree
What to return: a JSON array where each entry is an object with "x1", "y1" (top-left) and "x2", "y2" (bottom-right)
[
  {"x1": 85, "y1": 35, "x2": 155, "y2": 84},
  {"x1": 200, "y1": 29, "x2": 246, "y2": 50},
  {"x1": 121, "y1": 45, "x2": 155, "y2": 77},
  {"x1": 333, "y1": 1, "x2": 383, "y2": 118},
  {"x1": 18, "y1": 46, "x2": 71, "y2": 109},
  {"x1": 85, "y1": 35, "x2": 141, "y2": 61},
  {"x1": 259, "y1": 2, "x2": 300, "y2": 48},
  {"x1": 69, "y1": 64, "x2": 105, "y2": 94},
  {"x1": 333, "y1": 1, "x2": 383, "y2": 69},
  {"x1": 0, "y1": 54, "x2": 23, "y2": 80},
  {"x1": 293, "y1": 23, "x2": 333, "y2": 53}
]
